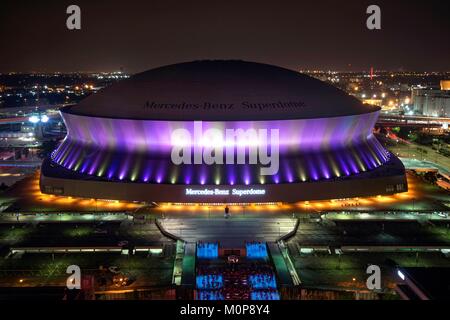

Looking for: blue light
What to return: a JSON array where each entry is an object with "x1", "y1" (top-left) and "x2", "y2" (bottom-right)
[
  {"x1": 250, "y1": 290, "x2": 280, "y2": 300},
  {"x1": 249, "y1": 274, "x2": 277, "y2": 289},
  {"x1": 196, "y1": 275, "x2": 223, "y2": 289},
  {"x1": 197, "y1": 242, "x2": 219, "y2": 259},
  {"x1": 246, "y1": 242, "x2": 268, "y2": 259},
  {"x1": 197, "y1": 290, "x2": 224, "y2": 300}
]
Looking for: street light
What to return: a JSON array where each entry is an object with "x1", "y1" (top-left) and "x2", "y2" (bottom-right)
[
  {"x1": 28, "y1": 114, "x2": 49, "y2": 123},
  {"x1": 28, "y1": 115, "x2": 39, "y2": 123}
]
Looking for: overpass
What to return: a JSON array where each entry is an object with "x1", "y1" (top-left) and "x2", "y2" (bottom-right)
[
  {"x1": 0, "y1": 113, "x2": 61, "y2": 125},
  {"x1": 0, "y1": 160, "x2": 42, "y2": 167},
  {"x1": 399, "y1": 158, "x2": 450, "y2": 176},
  {"x1": 377, "y1": 114, "x2": 447, "y2": 128},
  {"x1": 0, "y1": 103, "x2": 73, "y2": 124}
]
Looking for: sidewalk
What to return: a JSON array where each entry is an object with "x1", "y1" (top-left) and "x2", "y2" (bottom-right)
[
  {"x1": 0, "y1": 212, "x2": 132, "y2": 224},
  {"x1": 324, "y1": 211, "x2": 450, "y2": 221}
]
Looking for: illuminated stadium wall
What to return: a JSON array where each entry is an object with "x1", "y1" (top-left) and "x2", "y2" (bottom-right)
[
  {"x1": 52, "y1": 112, "x2": 388, "y2": 185},
  {"x1": 50, "y1": 110, "x2": 388, "y2": 186}
]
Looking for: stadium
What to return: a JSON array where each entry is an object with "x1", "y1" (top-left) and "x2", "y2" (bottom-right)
[{"x1": 40, "y1": 60, "x2": 407, "y2": 203}]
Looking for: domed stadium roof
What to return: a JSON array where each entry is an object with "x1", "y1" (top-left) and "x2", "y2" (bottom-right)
[{"x1": 64, "y1": 60, "x2": 379, "y2": 121}]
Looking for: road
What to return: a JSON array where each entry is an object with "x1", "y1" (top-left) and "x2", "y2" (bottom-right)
[{"x1": 387, "y1": 139, "x2": 450, "y2": 173}]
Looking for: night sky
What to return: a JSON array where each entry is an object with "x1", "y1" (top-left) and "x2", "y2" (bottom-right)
[{"x1": 0, "y1": 0, "x2": 449, "y2": 73}]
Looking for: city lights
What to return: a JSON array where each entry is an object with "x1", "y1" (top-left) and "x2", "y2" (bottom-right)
[{"x1": 0, "y1": 1, "x2": 449, "y2": 304}]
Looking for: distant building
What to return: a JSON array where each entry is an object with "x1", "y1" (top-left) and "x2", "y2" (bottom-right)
[
  {"x1": 441, "y1": 80, "x2": 450, "y2": 91},
  {"x1": 362, "y1": 98, "x2": 383, "y2": 107},
  {"x1": 412, "y1": 86, "x2": 450, "y2": 117}
]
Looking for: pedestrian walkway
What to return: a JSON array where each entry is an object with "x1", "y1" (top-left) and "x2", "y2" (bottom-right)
[
  {"x1": 0, "y1": 212, "x2": 132, "y2": 224},
  {"x1": 159, "y1": 217, "x2": 297, "y2": 247}
]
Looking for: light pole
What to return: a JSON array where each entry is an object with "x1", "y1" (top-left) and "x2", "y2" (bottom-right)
[{"x1": 338, "y1": 253, "x2": 341, "y2": 270}]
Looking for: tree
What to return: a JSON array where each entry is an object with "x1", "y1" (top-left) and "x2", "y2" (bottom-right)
[
  {"x1": 36, "y1": 140, "x2": 59, "y2": 159},
  {"x1": 424, "y1": 171, "x2": 438, "y2": 184}
]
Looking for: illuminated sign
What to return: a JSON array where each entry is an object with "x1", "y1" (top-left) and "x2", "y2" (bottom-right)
[
  {"x1": 144, "y1": 101, "x2": 307, "y2": 111},
  {"x1": 185, "y1": 188, "x2": 266, "y2": 197}
]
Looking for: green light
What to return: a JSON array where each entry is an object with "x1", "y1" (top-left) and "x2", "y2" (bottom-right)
[
  {"x1": 60, "y1": 144, "x2": 74, "y2": 163},
  {"x1": 131, "y1": 159, "x2": 141, "y2": 182},
  {"x1": 170, "y1": 166, "x2": 179, "y2": 184},
  {"x1": 97, "y1": 153, "x2": 111, "y2": 178},
  {"x1": 297, "y1": 162, "x2": 307, "y2": 182},
  {"x1": 351, "y1": 149, "x2": 365, "y2": 171},
  {"x1": 74, "y1": 162, "x2": 81, "y2": 171},
  {"x1": 74, "y1": 156, "x2": 84, "y2": 171},
  {"x1": 299, "y1": 173, "x2": 307, "y2": 181},
  {"x1": 97, "y1": 167, "x2": 105, "y2": 177},
  {"x1": 327, "y1": 154, "x2": 340, "y2": 178},
  {"x1": 214, "y1": 168, "x2": 221, "y2": 185},
  {"x1": 366, "y1": 145, "x2": 382, "y2": 166}
]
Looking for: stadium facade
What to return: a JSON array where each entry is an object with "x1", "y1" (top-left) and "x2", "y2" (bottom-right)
[{"x1": 40, "y1": 60, "x2": 407, "y2": 203}]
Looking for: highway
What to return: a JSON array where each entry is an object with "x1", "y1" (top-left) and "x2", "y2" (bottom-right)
[
  {"x1": 0, "y1": 160, "x2": 42, "y2": 167},
  {"x1": 378, "y1": 114, "x2": 450, "y2": 128}
]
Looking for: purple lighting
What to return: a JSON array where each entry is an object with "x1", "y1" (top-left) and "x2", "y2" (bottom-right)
[{"x1": 51, "y1": 109, "x2": 388, "y2": 185}]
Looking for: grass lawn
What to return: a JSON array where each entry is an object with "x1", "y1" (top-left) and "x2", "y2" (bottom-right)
[
  {"x1": 294, "y1": 251, "x2": 450, "y2": 290},
  {"x1": 0, "y1": 252, "x2": 174, "y2": 287}
]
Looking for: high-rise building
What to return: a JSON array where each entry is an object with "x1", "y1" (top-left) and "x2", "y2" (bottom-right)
[
  {"x1": 412, "y1": 85, "x2": 450, "y2": 117},
  {"x1": 441, "y1": 80, "x2": 450, "y2": 91}
]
